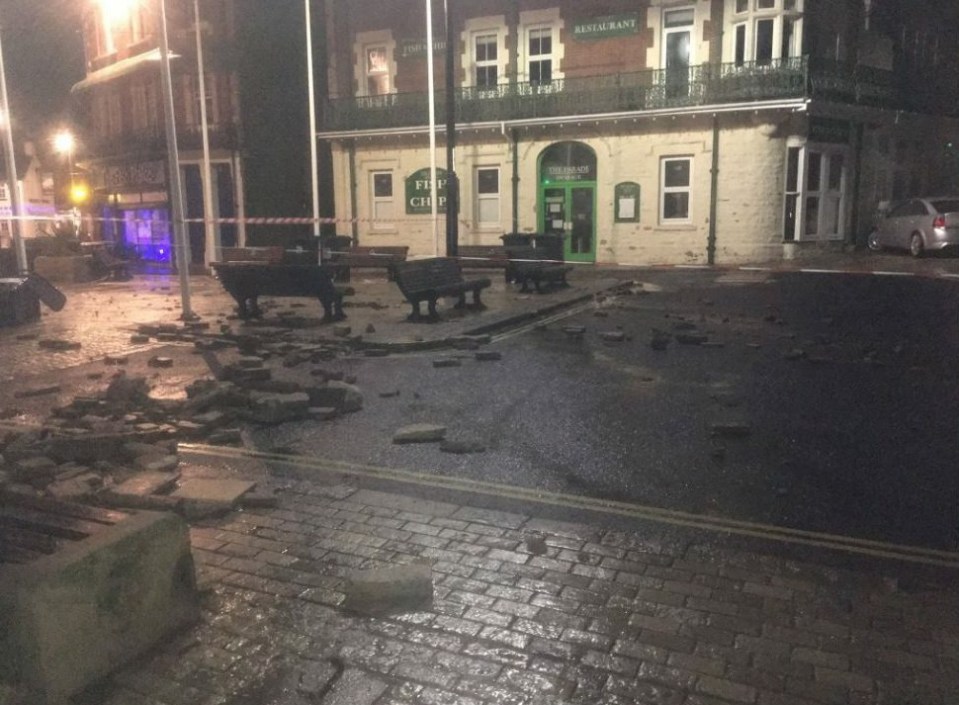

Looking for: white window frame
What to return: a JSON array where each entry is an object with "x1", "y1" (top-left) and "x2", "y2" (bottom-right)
[
  {"x1": 519, "y1": 9, "x2": 564, "y2": 86},
  {"x1": 662, "y1": 7, "x2": 696, "y2": 72},
  {"x1": 474, "y1": 167, "x2": 501, "y2": 228},
  {"x1": 660, "y1": 157, "x2": 693, "y2": 224},
  {"x1": 461, "y1": 17, "x2": 508, "y2": 91},
  {"x1": 474, "y1": 33, "x2": 500, "y2": 89},
  {"x1": 353, "y1": 31, "x2": 396, "y2": 98},
  {"x1": 725, "y1": 0, "x2": 803, "y2": 65},
  {"x1": 370, "y1": 171, "x2": 394, "y2": 230}
]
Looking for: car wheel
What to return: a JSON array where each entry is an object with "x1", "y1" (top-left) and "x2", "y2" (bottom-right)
[
  {"x1": 909, "y1": 232, "x2": 925, "y2": 258},
  {"x1": 867, "y1": 230, "x2": 882, "y2": 251}
]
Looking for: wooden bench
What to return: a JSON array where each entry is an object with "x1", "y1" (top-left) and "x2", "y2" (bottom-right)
[
  {"x1": 219, "y1": 246, "x2": 284, "y2": 264},
  {"x1": 457, "y1": 245, "x2": 508, "y2": 270},
  {"x1": 210, "y1": 262, "x2": 352, "y2": 322},
  {"x1": 506, "y1": 246, "x2": 573, "y2": 293},
  {"x1": 330, "y1": 245, "x2": 409, "y2": 280},
  {"x1": 391, "y1": 257, "x2": 491, "y2": 322}
]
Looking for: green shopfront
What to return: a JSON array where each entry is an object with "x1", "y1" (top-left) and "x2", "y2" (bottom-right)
[{"x1": 538, "y1": 142, "x2": 597, "y2": 263}]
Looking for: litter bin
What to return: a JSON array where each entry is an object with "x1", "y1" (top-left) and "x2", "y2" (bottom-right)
[
  {"x1": 500, "y1": 233, "x2": 534, "y2": 248},
  {"x1": 0, "y1": 277, "x2": 41, "y2": 326},
  {"x1": 533, "y1": 233, "x2": 566, "y2": 261}
]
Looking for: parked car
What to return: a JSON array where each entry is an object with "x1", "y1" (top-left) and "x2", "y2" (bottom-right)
[{"x1": 868, "y1": 197, "x2": 959, "y2": 257}]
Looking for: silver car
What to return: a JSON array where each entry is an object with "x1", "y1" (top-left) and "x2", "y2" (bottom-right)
[{"x1": 868, "y1": 197, "x2": 959, "y2": 257}]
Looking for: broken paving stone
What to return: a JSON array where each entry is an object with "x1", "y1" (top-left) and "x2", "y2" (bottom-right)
[
  {"x1": 238, "y1": 356, "x2": 265, "y2": 369},
  {"x1": 783, "y1": 349, "x2": 807, "y2": 361},
  {"x1": 676, "y1": 333, "x2": 709, "y2": 345},
  {"x1": 239, "y1": 485, "x2": 281, "y2": 509},
  {"x1": 111, "y1": 470, "x2": 180, "y2": 497},
  {"x1": 322, "y1": 667, "x2": 388, "y2": 705},
  {"x1": 248, "y1": 391, "x2": 311, "y2": 424},
  {"x1": 208, "y1": 428, "x2": 242, "y2": 444},
  {"x1": 343, "y1": 562, "x2": 433, "y2": 615},
  {"x1": 14, "y1": 385, "x2": 62, "y2": 399},
  {"x1": 133, "y1": 454, "x2": 180, "y2": 473},
  {"x1": 363, "y1": 349, "x2": 389, "y2": 357},
  {"x1": 46, "y1": 473, "x2": 102, "y2": 500},
  {"x1": 38, "y1": 339, "x2": 82, "y2": 351},
  {"x1": 433, "y1": 358, "x2": 461, "y2": 368},
  {"x1": 172, "y1": 478, "x2": 257, "y2": 517},
  {"x1": 306, "y1": 382, "x2": 363, "y2": 414},
  {"x1": 563, "y1": 326, "x2": 586, "y2": 339},
  {"x1": 148, "y1": 356, "x2": 174, "y2": 368},
  {"x1": 525, "y1": 535, "x2": 548, "y2": 556},
  {"x1": 309, "y1": 407, "x2": 338, "y2": 420},
  {"x1": 599, "y1": 331, "x2": 626, "y2": 343},
  {"x1": 333, "y1": 325, "x2": 352, "y2": 338},
  {"x1": 710, "y1": 422, "x2": 752, "y2": 438},
  {"x1": 393, "y1": 424, "x2": 447, "y2": 444},
  {"x1": 130, "y1": 334, "x2": 150, "y2": 344},
  {"x1": 439, "y1": 439, "x2": 486, "y2": 454},
  {"x1": 365, "y1": 323, "x2": 376, "y2": 334}
]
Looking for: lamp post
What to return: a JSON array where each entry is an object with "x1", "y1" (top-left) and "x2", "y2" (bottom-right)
[
  {"x1": 53, "y1": 129, "x2": 79, "y2": 236},
  {"x1": 193, "y1": 0, "x2": 219, "y2": 267},
  {"x1": 0, "y1": 13, "x2": 27, "y2": 275},
  {"x1": 157, "y1": 0, "x2": 196, "y2": 319},
  {"x1": 304, "y1": 0, "x2": 321, "y2": 262}
]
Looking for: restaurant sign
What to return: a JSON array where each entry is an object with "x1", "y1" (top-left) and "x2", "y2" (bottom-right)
[
  {"x1": 399, "y1": 39, "x2": 447, "y2": 59},
  {"x1": 406, "y1": 167, "x2": 448, "y2": 214},
  {"x1": 572, "y1": 14, "x2": 640, "y2": 41}
]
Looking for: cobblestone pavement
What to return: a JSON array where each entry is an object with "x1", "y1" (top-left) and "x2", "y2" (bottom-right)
[
  {"x1": 3, "y1": 265, "x2": 958, "y2": 705},
  {"x1": 79, "y1": 476, "x2": 959, "y2": 705}
]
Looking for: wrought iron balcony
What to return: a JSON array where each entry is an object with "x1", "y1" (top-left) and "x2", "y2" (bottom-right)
[{"x1": 322, "y1": 57, "x2": 900, "y2": 132}]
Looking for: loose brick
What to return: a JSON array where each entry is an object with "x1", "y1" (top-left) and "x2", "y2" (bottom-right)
[{"x1": 791, "y1": 647, "x2": 849, "y2": 670}]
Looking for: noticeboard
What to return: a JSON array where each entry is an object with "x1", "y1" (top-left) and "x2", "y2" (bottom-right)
[{"x1": 614, "y1": 182, "x2": 640, "y2": 223}]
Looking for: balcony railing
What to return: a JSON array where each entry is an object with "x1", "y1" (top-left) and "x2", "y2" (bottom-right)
[{"x1": 323, "y1": 57, "x2": 901, "y2": 132}]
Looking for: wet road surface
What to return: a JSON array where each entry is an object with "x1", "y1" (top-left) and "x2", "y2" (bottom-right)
[{"x1": 250, "y1": 270, "x2": 959, "y2": 551}]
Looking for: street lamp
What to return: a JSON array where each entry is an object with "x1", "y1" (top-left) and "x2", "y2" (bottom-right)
[{"x1": 53, "y1": 129, "x2": 76, "y2": 192}]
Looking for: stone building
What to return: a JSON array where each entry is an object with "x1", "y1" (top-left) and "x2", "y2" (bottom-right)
[
  {"x1": 317, "y1": 0, "x2": 959, "y2": 265},
  {"x1": 71, "y1": 0, "x2": 246, "y2": 264}
]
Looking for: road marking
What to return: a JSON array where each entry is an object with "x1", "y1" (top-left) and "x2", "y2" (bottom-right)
[
  {"x1": 872, "y1": 271, "x2": 916, "y2": 277},
  {"x1": 182, "y1": 443, "x2": 959, "y2": 569},
  {"x1": 798, "y1": 268, "x2": 846, "y2": 274}
]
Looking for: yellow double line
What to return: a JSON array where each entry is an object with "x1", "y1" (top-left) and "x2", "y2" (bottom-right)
[{"x1": 181, "y1": 443, "x2": 959, "y2": 569}]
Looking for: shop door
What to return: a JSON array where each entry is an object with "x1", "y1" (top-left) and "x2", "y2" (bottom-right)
[{"x1": 540, "y1": 184, "x2": 596, "y2": 263}]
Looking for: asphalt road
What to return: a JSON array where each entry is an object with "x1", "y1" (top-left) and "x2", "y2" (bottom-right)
[{"x1": 251, "y1": 269, "x2": 959, "y2": 552}]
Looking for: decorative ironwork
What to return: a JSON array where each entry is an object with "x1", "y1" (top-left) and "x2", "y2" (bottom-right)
[{"x1": 323, "y1": 57, "x2": 903, "y2": 132}]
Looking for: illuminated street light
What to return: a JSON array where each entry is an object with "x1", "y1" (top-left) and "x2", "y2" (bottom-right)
[
  {"x1": 53, "y1": 130, "x2": 76, "y2": 157},
  {"x1": 70, "y1": 182, "x2": 90, "y2": 205}
]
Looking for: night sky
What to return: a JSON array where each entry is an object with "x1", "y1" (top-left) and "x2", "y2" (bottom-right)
[{"x1": 0, "y1": 0, "x2": 85, "y2": 141}]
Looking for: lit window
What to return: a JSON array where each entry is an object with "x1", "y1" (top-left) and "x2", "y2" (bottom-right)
[
  {"x1": 528, "y1": 28, "x2": 552, "y2": 84},
  {"x1": 475, "y1": 168, "x2": 500, "y2": 226},
  {"x1": 371, "y1": 172, "x2": 394, "y2": 228},
  {"x1": 366, "y1": 47, "x2": 390, "y2": 95},
  {"x1": 474, "y1": 34, "x2": 498, "y2": 88},
  {"x1": 726, "y1": 0, "x2": 802, "y2": 65},
  {"x1": 661, "y1": 157, "x2": 692, "y2": 222}
]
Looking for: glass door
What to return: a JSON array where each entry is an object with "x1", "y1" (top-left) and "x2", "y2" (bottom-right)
[
  {"x1": 539, "y1": 185, "x2": 596, "y2": 263},
  {"x1": 663, "y1": 9, "x2": 694, "y2": 99}
]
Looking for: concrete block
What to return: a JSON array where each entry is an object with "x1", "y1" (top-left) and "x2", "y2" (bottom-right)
[
  {"x1": 344, "y1": 562, "x2": 433, "y2": 615},
  {"x1": 0, "y1": 511, "x2": 198, "y2": 704},
  {"x1": 112, "y1": 471, "x2": 180, "y2": 498},
  {"x1": 172, "y1": 478, "x2": 255, "y2": 517}
]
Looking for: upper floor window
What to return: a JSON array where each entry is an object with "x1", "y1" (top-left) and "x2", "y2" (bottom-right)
[
  {"x1": 474, "y1": 34, "x2": 499, "y2": 88},
  {"x1": 729, "y1": 0, "x2": 802, "y2": 66},
  {"x1": 366, "y1": 46, "x2": 390, "y2": 95},
  {"x1": 528, "y1": 27, "x2": 553, "y2": 84}
]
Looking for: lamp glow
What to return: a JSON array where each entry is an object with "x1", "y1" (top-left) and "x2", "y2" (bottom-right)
[
  {"x1": 70, "y1": 183, "x2": 90, "y2": 204},
  {"x1": 53, "y1": 130, "x2": 75, "y2": 155},
  {"x1": 99, "y1": 0, "x2": 138, "y2": 26}
]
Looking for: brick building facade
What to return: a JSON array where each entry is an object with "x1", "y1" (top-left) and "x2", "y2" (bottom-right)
[{"x1": 318, "y1": 0, "x2": 959, "y2": 265}]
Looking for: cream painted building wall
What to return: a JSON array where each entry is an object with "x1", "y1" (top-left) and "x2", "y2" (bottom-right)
[{"x1": 329, "y1": 111, "x2": 812, "y2": 265}]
